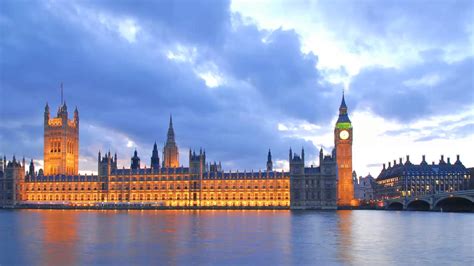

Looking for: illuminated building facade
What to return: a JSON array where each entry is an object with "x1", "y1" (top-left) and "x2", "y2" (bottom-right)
[
  {"x1": 2, "y1": 96, "x2": 347, "y2": 209},
  {"x1": 19, "y1": 150, "x2": 294, "y2": 208},
  {"x1": 43, "y1": 101, "x2": 79, "y2": 176},
  {"x1": 334, "y1": 93, "x2": 355, "y2": 206},
  {"x1": 375, "y1": 155, "x2": 470, "y2": 200},
  {"x1": 97, "y1": 149, "x2": 291, "y2": 207}
]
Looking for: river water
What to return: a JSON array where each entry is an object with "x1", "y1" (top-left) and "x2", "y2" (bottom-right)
[{"x1": 0, "y1": 210, "x2": 472, "y2": 265}]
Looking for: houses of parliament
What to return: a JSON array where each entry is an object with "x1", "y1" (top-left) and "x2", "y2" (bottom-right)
[{"x1": 0, "y1": 94, "x2": 355, "y2": 209}]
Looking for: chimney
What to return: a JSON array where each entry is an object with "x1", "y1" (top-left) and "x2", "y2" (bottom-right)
[
  {"x1": 399, "y1": 158, "x2": 403, "y2": 164},
  {"x1": 393, "y1": 160, "x2": 396, "y2": 166},
  {"x1": 406, "y1": 155, "x2": 410, "y2": 163},
  {"x1": 447, "y1": 157, "x2": 451, "y2": 164},
  {"x1": 441, "y1": 155, "x2": 444, "y2": 161},
  {"x1": 388, "y1": 162, "x2": 391, "y2": 168},
  {"x1": 422, "y1": 155, "x2": 426, "y2": 162},
  {"x1": 383, "y1": 163, "x2": 386, "y2": 170},
  {"x1": 457, "y1": 155, "x2": 460, "y2": 161}
]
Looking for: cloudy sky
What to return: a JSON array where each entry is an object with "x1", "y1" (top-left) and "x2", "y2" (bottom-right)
[{"x1": 0, "y1": 0, "x2": 473, "y2": 176}]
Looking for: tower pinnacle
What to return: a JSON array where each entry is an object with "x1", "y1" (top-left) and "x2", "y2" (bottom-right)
[
  {"x1": 267, "y1": 149, "x2": 273, "y2": 172},
  {"x1": 60, "y1": 82, "x2": 64, "y2": 106},
  {"x1": 339, "y1": 90, "x2": 347, "y2": 114},
  {"x1": 163, "y1": 115, "x2": 179, "y2": 168},
  {"x1": 167, "y1": 114, "x2": 175, "y2": 144},
  {"x1": 151, "y1": 141, "x2": 160, "y2": 169},
  {"x1": 336, "y1": 91, "x2": 351, "y2": 125}
]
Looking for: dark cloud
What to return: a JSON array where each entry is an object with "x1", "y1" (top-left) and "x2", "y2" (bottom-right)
[
  {"x1": 1, "y1": 0, "x2": 471, "y2": 173},
  {"x1": 316, "y1": 0, "x2": 473, "y2": 51},
  {"x1": 83, "y1": 0, "x2": 231, "y2": 47},
  {"x1": 213, "y1": 19, "x2": 339, "y2": 122},
  {"x1": 350, "y1": 54, "x2": 474, "y2": 122},
  {"x1": 0, "y1": 0, "x2": 333, "y2": 171}
]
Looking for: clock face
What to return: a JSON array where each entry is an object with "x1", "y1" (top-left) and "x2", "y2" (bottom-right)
[{"x1": 339, "y1": 130, "x2": 349, "y2": 140}]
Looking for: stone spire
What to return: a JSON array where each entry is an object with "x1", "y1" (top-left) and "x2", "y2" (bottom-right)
[
  {"x1": 61, "y1": 82, "x2": 64, "y2": 105},
  {"x1": 336, "y1": 91, "x2": 351, "y2": 125},
  {"x1": 29, "y1": 159, "x2": 35, "y2": 177},
  {"x1": 44, "y1": 102, "x2": 50, "y2": 123},
  {"x1": 163, "y1": 115, "x2": 179, "y2": 168},
  {"x1": 167, "y1": 114, "x2": 175, "y2": 144},
  {"x1": 151, "y1": 142, "x2": 160, "y2": 169},
  {"x1": 266, "y1": 149, "x2": 273, "y2": 172},
  {"x1": 319, "y1": 146, "x2": 324, "y2": 164},
  {"x1": 131, "y1": 149, "x2": 140, "y2": 170},
  {"x1": 339, "y1": 89, "x2": 347, "y2": 114}
]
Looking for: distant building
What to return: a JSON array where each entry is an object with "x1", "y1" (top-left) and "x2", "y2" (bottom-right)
[
  {"x1": 358, "y1": 174, "x2": 376, "y2": 201},
  {"x1": 353, "y1": 172, "x2": 375, "y2": 202},
  {"x1": 375, "y1": 155, "x2": 470, "y2": 200},
  {"x1": 0, "y1": 157, "x2": 4, "y2": 174},
  {"x1": 353, "y1": 171, "x2": 361, "y2": 199},
  {"x1": 469, "y1": 167, "x2": 474, "y2": 189},
  {"x1": 0, "y1": 156, "x2": 25, "y2": 206}
]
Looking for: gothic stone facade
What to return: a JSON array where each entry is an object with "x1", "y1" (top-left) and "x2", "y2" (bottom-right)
[
  {"x1": 43, "y1": 102, "x2": 79, "y2": 176},
  {"x1": 334, "y1": 94, "x2": 355, "y2": 206},
  {"x1": 3, "y1": 97, "x2": 351, "y2": 209},
  {"x1": 289, "y1": 148, "x2": 337, "y2": 209},
  {"x1": 0, "y1": 156, "x2": 25, "y2": 206},
  {"x1": 18, "y1": 145, "x2": 336, "y2": 209}
]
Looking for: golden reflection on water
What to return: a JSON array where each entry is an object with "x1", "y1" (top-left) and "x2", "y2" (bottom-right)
[
  {"x1": 337, "y1": 210, "x2": 354, "y2": 264},
  {"x1": 33, "y1": 210, "x2": 79, "y2": 266},
  {"x1": 5, "y1": 209, "x2": 473, "y2": 265},
  {"x1": 19, "y1": 209, "x2": 292, "y2": 265}
]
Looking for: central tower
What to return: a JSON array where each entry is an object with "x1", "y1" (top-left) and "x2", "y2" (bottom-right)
[
  {"x1": 334, "y1": 93, "x2": 354, "y2": 206},
  {"x1": 162, "y1": 115, "x2": 179, "y2": 168},
  {"x1": 44, "y1": 100, "x2": 79, "y2": 176}
]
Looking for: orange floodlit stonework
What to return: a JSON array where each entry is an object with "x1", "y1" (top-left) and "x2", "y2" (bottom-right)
[
  {"x1": 335, "y1": 93, "x2": 355, "y2": 207},
  {"x1": 20, "y1": 162, "x2": 290, "y2": 208},
  {"x1": 43, "y1": 102, "x2": 79, "y2": 176},
  {"x1": 1, "y1": 94, "x2": 355, "y2": 209}
]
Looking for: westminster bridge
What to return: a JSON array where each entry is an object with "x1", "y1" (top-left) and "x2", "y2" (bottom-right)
[{"x1": 384, "y1": 189, "x2": 474, "y2": 212}]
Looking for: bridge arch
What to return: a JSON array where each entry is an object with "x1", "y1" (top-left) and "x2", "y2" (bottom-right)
[
  {"x1": 433, "y1": 196, "x2": 473, "y2": 212},
  {"x1": 387, "y1": 202, "x2": 403, "y2": 210},
  {"x1": 406, "y1": 199, "x2": 430, "y2": 211}
]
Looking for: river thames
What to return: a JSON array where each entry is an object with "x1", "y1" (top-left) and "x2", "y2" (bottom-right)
[{"x1": 0, "y1": 210, "x2": 472, "y2": 265}]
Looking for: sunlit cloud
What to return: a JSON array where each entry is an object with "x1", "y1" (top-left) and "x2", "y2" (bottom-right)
[
  {"x1": 118, "y1": 19, "x2": 140, "y2": 43},
  {"x1": 166, "y1": 45, "x2": 197, "y2": 63},
  {"x1": 197, "y1": 71, "x2": 224, "y2": 88},
  {"x1": 403, "y1": 73, "x2": 443, "y2": 88}
]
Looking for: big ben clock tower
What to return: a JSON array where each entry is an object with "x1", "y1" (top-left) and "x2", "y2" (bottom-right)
[{"x1": 335, "y1": 92, "x2": 354, "y2": 207}]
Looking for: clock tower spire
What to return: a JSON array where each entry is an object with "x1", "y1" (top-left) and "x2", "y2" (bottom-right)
[{"x1": 335, "y1": 91, "x2": 354, "y2": 207}]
